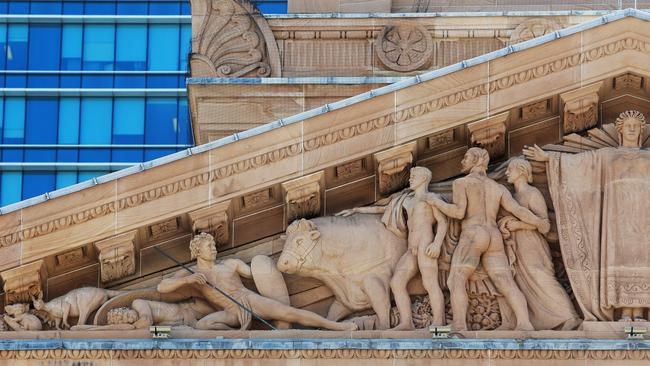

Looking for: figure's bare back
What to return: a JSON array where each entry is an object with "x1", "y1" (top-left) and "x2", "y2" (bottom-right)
[{"x1": 459, "y1": 174, "x2": 503, "y2": 227}]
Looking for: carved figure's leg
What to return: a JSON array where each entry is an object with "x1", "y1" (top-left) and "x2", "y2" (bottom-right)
[
  {"x1": 61, "y1": 302, "x2": 72, "y2": 329},
  {"x1": 483, "y1": 237, "x2": 533, "y2": 331},
  {"x1": 389, "y1": 252, "x2": 419, "y2": 330},
  {"x1": 249, "y1": 294, "x2": 358, "y2": 331},
  {"x1": 363, "y1": 276, "x2": 391, "y2": 330},
  {"x1": 418, "y1": 248, "x2": 444, "y2": 326},
  {"x1": 447, "y1": 227, "x2": 487, "y2": 331},
  {"x1": 195, "y1": 311, "x2": 239, "y2": 330},
  {"x1": 77, "y1": 307, "x2": 91, "y2": 326},
  {"x1": 326, "y1": 300, "x2": 353, "y2": 322}
]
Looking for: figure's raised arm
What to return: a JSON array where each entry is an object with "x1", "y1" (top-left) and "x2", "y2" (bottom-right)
[
  {"x1": 500, "y1": 186, "x2": 550, "y2": 234},
  {"x1": 428, "y1": 180, "x2": 467, "y2": 220},
  {"x1": 522, "y1": 144, "x2": 549, "y2": 162},
  {"x1": 157, "y1": 268, "x2": 206, "y2": 293},
  {"x1": 227, "y1": 259, "x2": 253, "y2": 279}
]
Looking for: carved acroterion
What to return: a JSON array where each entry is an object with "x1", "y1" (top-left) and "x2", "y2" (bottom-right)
[
  {"x1": 374, "y1": 142, "x2": 416, "y2": 197},
  {"x1": 188, "y1": 200, "x2": 232, "y2": 248},
  {"x1": 282, "y1": 171, "x2": 324, "y2": 224},
  {"x1": 0, "y1": 260, "x2": 46, "y2": 305},
  {"x1": 468, "y1": 112, "x2": 509, "y2": 158},
  {"x1": 94, "y1": 230, "x2": 137, "y2": 283},
  {"x1": 560, "y1": 81, "x2": 603, "y2": 134}
]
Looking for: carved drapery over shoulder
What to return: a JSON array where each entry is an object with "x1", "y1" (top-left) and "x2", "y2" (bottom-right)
[{"x1": 190, "y1": 0, "x2": 281, "y2": 77}]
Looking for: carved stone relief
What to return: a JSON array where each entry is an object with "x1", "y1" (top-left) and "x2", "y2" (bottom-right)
[
  {"x1": 189, "y1": 0, "x2": 281, "y2": 77},
  {"x1": 375, "y1": 25, "x2": 433, "y2": 72},
  {"x1": 614, "y1": 73, "x2": 644, "y2": 91},
  {"x1": 509, "y1": 18, "x2": 561, "y2": 45},
  {"x1": 95, "y1": 231, "x2": 137, "y2": 283},
  {"x1": 188, "y1": 200, "x2": 232, "y2": 248},
  {"x1": 282, "y1": 171, "x2": 324, "y2": 224},
  {"x1": 468, "y1": 112, "x2": 509, "y2": 158},
  {"x1": 0, "y1": 260, "x2": 46, "y2": 305},
  {"x1": 560, "y1": 81, "x2": 603, "y2": 134},
  {"x1": 374, "y1": 142, "x2": 416, "y2": 196}
]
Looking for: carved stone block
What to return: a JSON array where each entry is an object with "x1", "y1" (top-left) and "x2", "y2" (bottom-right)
[
  {"x1": 374, "y1": 142, "x2": 416, "y2": 196},
  {"x1": 94, "y1": 230, "x2": 137, "y2": 283},
  {"x1": 560, "y1": 81, "x2": 603, "y2": 134},
  {"x1": 427, "y1": 129, "x2": 455, "y2": 148},
  {"x1": 148, "y1": 217, "x2": 180, "y2": 241},
  {"x1": 614, "y1": 73, "x2": 643, "y2": 91},
  {"x1": 0, "y1": 260, "x2": 46, "y2": 305},
  {"x1": 521, "y1": 99, "x2": 550, "y2": 121},
  {"x1": 282, "y1": 171, "x2": 324, "y2": 224},
  {"x1": 468, "y1": 112, "x2": 509, "y2": 158},
  {"x1": 188, "y1": 200, "x2": 232, "y2": 248}
]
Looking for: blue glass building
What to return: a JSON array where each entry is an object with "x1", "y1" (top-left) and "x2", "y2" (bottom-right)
[{"x1": 0, "y1": 0, "x2": 287, "y2": 206}]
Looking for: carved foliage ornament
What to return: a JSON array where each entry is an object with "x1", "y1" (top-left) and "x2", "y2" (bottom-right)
[
  {"x1": 95, "y1": 230, "x2": 137, "y2": 283},
  {"x1": 190, "y1": 0, "x2": 279, "y2": 77},
  {"x1": 282, "y1": 172, "x2": 324, "y2": 224},
  {"x1": 188, "y1": 200, "x2": 232, "y2": 248},
  {"x1": 374, "y1": 142, "x2": 416, "y2": 196},
  {"x1": 509, "y1": 18, "x2": 561, "y2": 45},
  {"x1": 376, "y1": 25, "x2": 433, "y2": 72},
  {"x1": 468, "y1": 112, "x2": 509, "y2": 159},
  {"x1": 560, "y1": 81, "x2": 603, "y2": 134}
]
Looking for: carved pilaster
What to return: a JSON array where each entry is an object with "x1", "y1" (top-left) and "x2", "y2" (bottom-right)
[
  {"x1": 282, "y1": 171, "x2": 324, "y2": 224},
  {"x1": 94, "y1": 230, "x2": 137, "y2": 283},
  {"x1": 560, "y1": 81, "x2": 603, "y2": 134},
  {"x1": 468, "y1": 112, "x2": 509, "y2": 159},
  {"x1": 188, "y1": 200, "x2": 232, "y2": 248},
  {"x1": 374, "y1": 142, "x2": 416, "y2": 197},
  {"x1": 1, "y1": 260, "x2": 46, "y2": 305}
]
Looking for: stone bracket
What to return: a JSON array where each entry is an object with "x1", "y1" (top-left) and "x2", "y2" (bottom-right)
[
  {"x1": 374, "y1": 142, "x2": 416, "y2": 197},
  {"x1": 282, "y1": 171, "x2": 324, "y2": 224},
  {"x1": 468, "y1": 112, "x2": 509, "y2": 159},
  {"x1": 94, "y1": 230, "x2": 137, "y2": 283},
  {"x1": 560, "y1": 81, "x2": 603, "y2": 134},
  {"x1": 1, "y1": 260, "x2": 46, "y2": 305},
  {"x1": 188, "y1": 200, "x2": 232, "y2": 248}
]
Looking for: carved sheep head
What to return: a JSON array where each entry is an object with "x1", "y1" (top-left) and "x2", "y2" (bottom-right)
[{"x1": 277, "y1": 219, "x2": 320, "y2": 274}]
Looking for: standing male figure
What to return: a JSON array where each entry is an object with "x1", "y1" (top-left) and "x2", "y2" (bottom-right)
[
  {"x1": 428, "y1": 147, "x2": 550, "y2": 331},
  {"x1": 338, "y1": 167, "x2": 448, "y2": 330},
  {"x1": 157, "y1": 233, "x2": 357, "y2": 331}
]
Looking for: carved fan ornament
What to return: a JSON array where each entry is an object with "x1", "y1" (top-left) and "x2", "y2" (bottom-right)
[
  {"x1": 376, "y1": 25, "x2": 433, "y2": 72},
  {"x1": 190, "y1": 0, "x2": 280, "y2": 77}
]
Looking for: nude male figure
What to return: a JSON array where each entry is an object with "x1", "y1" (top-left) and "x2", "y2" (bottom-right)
[
  {"x1": 157, "y1": 233, "x2": 357, "y2": 331},
  {"x1": 428, "y1": 147, "x2": 550, "y2": 331},
  {"x1": 338, "y1": 167, "x2": 448, "y2": 330}
]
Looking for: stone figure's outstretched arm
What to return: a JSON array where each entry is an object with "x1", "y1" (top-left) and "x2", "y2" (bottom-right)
[
  {"x1": 227, "y1": 259, "x2": 253, "y2": 279},
  {"x1": 428, "y1": 180, "x2": 467, "y2": 220},
  {"x1": 157, "y1": 268, "x2": 205, "y2": 293},
  {"x1": 500, "y1": 186, "x2": 550, "y2": 234},
  {"x1": 522, "y1": 144, "x2": 550, "y2": 162},
  {"x1": 336, "y1": 205, "x2": 386, "y2": 217}
]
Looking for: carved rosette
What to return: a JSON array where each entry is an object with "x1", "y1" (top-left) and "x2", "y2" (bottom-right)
[
  {"x1": 0, "y1": 260, "x2": 46, "y2": 305},
  {"x1": 282, "y1": 172, "x2": 324, "y2": 224},
  {"x1": 190, "y1": 0, "x2": 280, "y2": 77},
  {"x1": 95, "y1": 231, "x2": 137, "y2": 283},
  {"x1": 188, "y1": 200, "x2": 232, "y2": 249},
  {"x1": 509, "y1": 18, "x2": 561, "y2": 45},
  {"x1": 374, "y1": 142, "x2": 416, "y2": 197},
  {"x1": 560, "y1": 81, "x2": 603, "y2": 134},
  {"x1": 375, "y1": 25, "x2": 433, "y2": 72},
  {"x1": 468, "y1": 112, "x2": 509, "y2": 159}
]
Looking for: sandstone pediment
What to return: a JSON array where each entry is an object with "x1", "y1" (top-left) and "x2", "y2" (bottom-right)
[{"x1": 2, "y1": 10, "x2": 650, "y2": 318}]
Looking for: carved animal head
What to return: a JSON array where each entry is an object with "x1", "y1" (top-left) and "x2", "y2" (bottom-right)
[
  {"x1": 277, "y1": 219, "x2": 321, "y2": 274},
  {"x1": 31, "y1": 292, "x2": 44, "y2": 311}
]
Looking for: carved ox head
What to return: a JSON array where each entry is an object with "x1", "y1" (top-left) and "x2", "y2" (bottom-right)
[{"x1": 277, "y1": 219, "x2": 321, "y2": 274}]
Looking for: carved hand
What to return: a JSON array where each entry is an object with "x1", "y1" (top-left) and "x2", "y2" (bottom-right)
[
  {"x1": 335, "y1": 208, "x2": 356, "y2": 217},
  {"x1": 537, "y1": 218, "x2": 551, "y2": 235},
  {"x1": 185, "y1": 273, "x2": 208, "y2": 286},
  {"x1": 522, "y1": 144, "x2": 549, "y2": 162},
  {"x1": 505, "y1": 220, "x2": 523, "y2": 232},
  {"x1": 425, "y1": 242, "x2": 441, "y2": 259}
]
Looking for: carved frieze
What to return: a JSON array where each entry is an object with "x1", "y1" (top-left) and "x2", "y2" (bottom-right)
[
  {"x1": 94, "y1": 230, "x2": 137, "y2": 283},
  {"x1": 560, "y1": 81, "x2": 603, "y2": 134},
  {"x1": 614, "y1": 73, "x2": 643, "y2": 91},
  {"x1": 468, "y1": 112, "x2": 509, "y2": 158},
  {"x1": 0, "y1": 260, "x2": 46, "y2": 305},
  {"x1": 428, "y1": 129, "x2": 455, "y2": 148},
  {"x1": 190, "y1": 0, "x2": 280, "y2": 77},
  {"x1": 374, "y1": 142, "x2": 416, "y2": 196},
  {"x1": 509, "y1": 18, "x2": 561, "y2": 44},
  {"x1": 282, "y1": 172, "x2": 324, "y2": 224},
  {"x1": 375, "y1": 25, "x2": 433, "y2": 72},
  {"x1": 188, "y1": 200, "x2": 232, "y2": 248}
]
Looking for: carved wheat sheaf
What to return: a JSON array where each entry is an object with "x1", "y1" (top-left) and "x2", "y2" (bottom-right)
[{"x1": 1, "y1": 37, "x2": 647, "y2": 247}]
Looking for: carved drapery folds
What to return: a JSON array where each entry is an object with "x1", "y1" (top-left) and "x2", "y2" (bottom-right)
[
  {"x1": 188, "y1": 200, "x2": 232, "y2": 248},
  {"x1": 375, "y1": 25, "x2": 433, "y2": 72},
  {"x1": 560, "y1": 81, "x2": 603, "y2": 134},
  {"x1": 282, "y1": 172, "x2": 324, "y2": 224},
  {"x1": 1, "y1": 260, "x2": 46, "y2": 305},
  {"x1": 190, "y1": 0, "x2": 280, "y2": 77},
  {"x1": 374, "y1": 142, "x2": 416, "y2": 197},
  {"x1": 468, "y1": 112, "x2": 509, "y2": 159},
  {"x1": 95, "y1": 231, "x2": 137, "y2": 283}
]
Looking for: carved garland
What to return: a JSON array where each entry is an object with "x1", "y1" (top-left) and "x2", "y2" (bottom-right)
[
  {"x1": 1, "y1": 36, "x2": 646, "y2": 247},
  {"x1": 2, "y1": 348, "x2": 650, "y2": 360}
]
